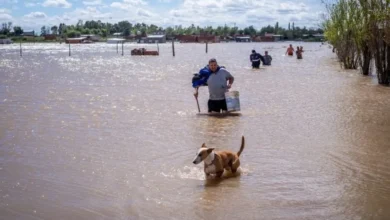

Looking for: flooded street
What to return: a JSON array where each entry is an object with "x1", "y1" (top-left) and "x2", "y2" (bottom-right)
[{"x1": 1, "y1": 42, "x2": 390, "y2": 220}]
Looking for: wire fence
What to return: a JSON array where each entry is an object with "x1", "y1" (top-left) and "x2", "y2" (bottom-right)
[{"x1": 0, "y1": 40, "x2": 211, "y2": 58}]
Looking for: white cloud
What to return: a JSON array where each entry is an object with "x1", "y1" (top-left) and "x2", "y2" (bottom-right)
[
  {"x1": 277, "y1": 2, "x2": 308, "y2": 14},
  {"x1": 5, "y1": 0, "x2": 323, "y2": 32},
  {"x1": 163, "y1": 0, "x2": 320, "y2": 28},
  {"x1": 24, "y1": 11, "x2": 47, "y2": 19},
  {"x1": 0, "y1": 8, "x2": 11, "y2": 14},
  {"x1": 111, "y1": 0, "x2": 147, "y2": 10},
  {"x1": 56, "y1": 7, "x2": 112, "y2": 24},
  {"x1": 42, "y1": 0, "x2": 72, "y2": 8},
  {"x1": 123, "y1": 0, "x2": 147, "y2": 5},
  {"x1": 136, "y1": 8, "x2": 155, "y2": 17},
  {"x1": 0, "y1": 13, "x2": 13, "y2": 21},
  {"x1": 83, "y1": 0, "x2": 103, "y2": 6},
  {"x1": 25, "y1": 2, "x2": 37, "y2": 7},
  {"x1": 4, "y1": 0, "x2": 18, "y2": 3}
]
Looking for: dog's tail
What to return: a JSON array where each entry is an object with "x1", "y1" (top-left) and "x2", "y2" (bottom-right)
[{"x1": 237, "y1": 136, "x2": 245, "y2": 157}]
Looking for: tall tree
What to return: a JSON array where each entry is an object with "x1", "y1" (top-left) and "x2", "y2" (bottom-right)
[
  {"x1": 1, "y1": 22, "x2": 12, "y2": 35},
  {"x1": 58, "y1": 23, "x2": 66, "y2": 36},
  {"x1": 275, "y1": 22, "x2": 279, "y2": 33},
  {"x1": 13, "y1": 26, "x2": 23, "y2": 36},
  {"x1": 51, "y1": 26, "x2": 58, "y2": 35},
  {"x1": 41, "y1": 26, "x2": 46, "y2": 36}
]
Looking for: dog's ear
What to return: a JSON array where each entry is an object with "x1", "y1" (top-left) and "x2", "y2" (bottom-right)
[
  {"x1": 201, "y1": 143, "x2": 206, "y2": 148},
  {"x1": 207, "y1": 148, "x2": 215, "y2": 153}
]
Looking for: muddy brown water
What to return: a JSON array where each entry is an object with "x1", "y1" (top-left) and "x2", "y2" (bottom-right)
[{"x1": 1, "y1": 42, "x2": 390, "y2": 220}]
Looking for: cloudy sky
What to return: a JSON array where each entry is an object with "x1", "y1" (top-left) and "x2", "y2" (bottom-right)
[{"x1": 0, "y1": 0, "x2": 325, "y2": 31}]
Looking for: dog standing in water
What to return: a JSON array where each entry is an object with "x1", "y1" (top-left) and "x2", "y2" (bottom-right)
[{"x1": 193, "y1": 136, "x2": 245, "y2": 178}]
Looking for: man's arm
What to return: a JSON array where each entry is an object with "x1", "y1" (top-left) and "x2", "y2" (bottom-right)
[
  {"x1": 226, "y1": 72, "x2": 234, "y2": 89},
  {"x1": 227, "y1": 78, "x2": 234, "y2": 89}
]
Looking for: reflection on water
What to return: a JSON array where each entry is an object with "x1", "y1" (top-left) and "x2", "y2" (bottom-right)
[{"x1": 1, "y1": 42, "x2": 390, "y2": 220}]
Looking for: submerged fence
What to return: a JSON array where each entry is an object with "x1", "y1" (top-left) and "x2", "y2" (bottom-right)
[{"x1": 1, "y1": 40, "x2": 212, "y2": 58}]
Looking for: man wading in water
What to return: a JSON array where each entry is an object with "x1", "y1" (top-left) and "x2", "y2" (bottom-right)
[
  {"x1": 250, "y1": 50, "x2": 264, "y2": 69},
  {"x1": 193, "y1": 58, "x2": 234, "y2": 113},
  {"x1": 286, "y1": 44, "x2": 294, "y2": 56}
]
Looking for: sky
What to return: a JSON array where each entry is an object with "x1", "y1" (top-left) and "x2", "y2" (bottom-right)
[{"x1": 0, "y1": 0, "x2": 325, "y2": 32}]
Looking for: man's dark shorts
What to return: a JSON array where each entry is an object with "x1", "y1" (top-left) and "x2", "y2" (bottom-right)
[{"x1": 208, "y1": 99, "x2": 227, "y2": 113}]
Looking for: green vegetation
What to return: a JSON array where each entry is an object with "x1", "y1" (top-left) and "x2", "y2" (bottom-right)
[
  {"x1": 323, "y1": 0, "x2": 390, "y2": 85},
  {"x1": 1, "y1": 20, "x2": 323, "y2": 41}
]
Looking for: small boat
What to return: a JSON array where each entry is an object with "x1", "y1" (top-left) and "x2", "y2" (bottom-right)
[{"x1": 131, "y1": 48, "x2": 159, "y2": 56}]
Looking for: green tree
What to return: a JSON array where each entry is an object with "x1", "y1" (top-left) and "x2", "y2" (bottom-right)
[
  {"x1": 13, "y1": 26, "x2": 23, "y2": 36},
  {"x1": 275, "y1": 22, "x2": 279, "y2": 33},
  {"x1": 51, "y1": 26, "x2": 58, "y2": 35},
  {"x1": 1, "y1": 22, "x2": 12, "y2": 35},
  {"x1": 124, "y1": 28, "x2": 130, "y2": 36},
  {"x1": 41, "y1": 26, "x2": 46, "y2": 36}
]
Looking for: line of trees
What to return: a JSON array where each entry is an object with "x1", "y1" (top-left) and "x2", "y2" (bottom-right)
[
  {"x1": 323, "y1": 0, "x2": 390, "y2": 85},
  {"x1": 1, "y1": 19, "x2": 324, "y2": 40},
  {"x1": 54, "y1": 20, "x2": 323, "y2": 40},
  {"x1": 0, "y1": 22, "x2": 23, "y2": 38}
]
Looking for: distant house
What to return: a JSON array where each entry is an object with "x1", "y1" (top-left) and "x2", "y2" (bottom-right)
[
  {"x1": 219, "y1": 36, "x2": 234, "y2": 42},
  {"x1": 125, "y1": 34, "x2": 140, "y2": 41},
  {"x1": 113, "y1": 32, "x2": 122, "y2": 37},
  {"x1": 235, "y1": 36, "x2": 251, "y2": 42},
  {"x1": 175, "y1": 35, "x2": 220, "y2": 43},
  {"x1": 313, "y1": 34, "x2": 325, "y2": 39},
  {"x1": 139, "y1": 34, "x2": 166, "y2": 43},
  {"x1": 254, "y1": 33, "x2": 282, "y2": 42},
  {"x1": 153, "y1": 31, "x2": 165, "y2": 35},
  {"x1": 273, "y1": 35, "x2": 283, "y2": 41},
  {"x1": 303, "y1": 33, "x2": 325, "y2": 41},
  {"x1": 80, "y1": 34, "x2": 100, "y2": 41},
  {"x1": 22, "y1": 31, "x2": 35, "y2": 37},
  {"x1": 44, "y1": 34, "x2": 57, "y2": 40}
]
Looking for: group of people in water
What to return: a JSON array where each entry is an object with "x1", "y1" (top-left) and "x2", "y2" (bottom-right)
[
  {"x1": 249, "y1": 44, "x2": 303, "y2": 69},
  {"x1": 249, "y1": 50, "x2": 272, "y2": 69},
  {"x1": 285, "y1": 44, "x2": 304, "y2": 59},
  {"x1": 192, "y1": 44, "x2": 306, "y2": 113}
]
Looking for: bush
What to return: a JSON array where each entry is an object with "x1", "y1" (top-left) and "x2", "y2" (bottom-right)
[{"x1": 67, "y1": 30, "x2": 81, "y2": 38}]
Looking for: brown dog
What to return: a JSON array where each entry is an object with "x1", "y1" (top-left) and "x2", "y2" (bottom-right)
[{"x1": 192, "y1": 136, "x2": 245, "y2": 178}]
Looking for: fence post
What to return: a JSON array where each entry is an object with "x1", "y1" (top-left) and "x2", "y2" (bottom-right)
[
  {"x1": 172, "y1": 39, "x2": 175, "y2": 57},
  {"x1": 69, "y1": 43, "x2": 71, "y2": 56},
  {"x1": 117, "y1": 42, "x2": 118, "y2": 54},
  {"x1": 19, "y1": 40, "x2": 22, "y2": 57},
  {"x1": 157, "y1": 42, "x2": 159, "y2": 54},
  {"x1": 122, "y1": 42, "x2": 124, "y2": 56},
  {"x1": 206, "y1": 41, "x2": 208, "y2": 53}
]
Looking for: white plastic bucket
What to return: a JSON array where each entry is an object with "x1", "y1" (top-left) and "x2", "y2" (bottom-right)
[{"x1": 225, "y1": 91, "x2": 240, "y2": 112}]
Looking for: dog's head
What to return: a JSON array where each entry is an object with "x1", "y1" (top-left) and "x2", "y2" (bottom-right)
[{"x1": 193, "y1": 143, "x2": 214, "y2": 164}]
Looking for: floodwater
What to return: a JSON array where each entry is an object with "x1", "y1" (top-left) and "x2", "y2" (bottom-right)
[{"x1": 0, "y1": 42, "x2": 390, "y2": 220}]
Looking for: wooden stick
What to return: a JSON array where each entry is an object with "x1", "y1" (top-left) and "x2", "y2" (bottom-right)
[{"x1": 194, "y1": 96, "x2": 200, "y2": 113}]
